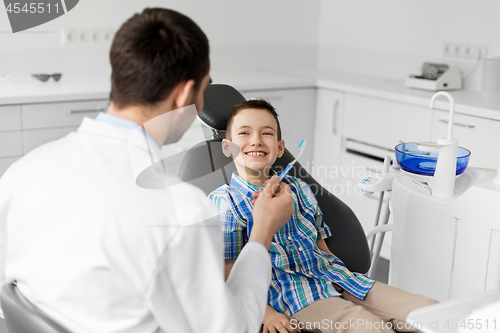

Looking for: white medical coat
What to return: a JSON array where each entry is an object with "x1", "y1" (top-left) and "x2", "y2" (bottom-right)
[{"x1": 0, "y1": 117, "x2": 271, "y2": 333}]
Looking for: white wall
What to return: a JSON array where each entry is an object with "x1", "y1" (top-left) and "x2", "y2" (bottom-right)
[
  {"x1": 2, "y1": 0, "x2": 497, "y2": 91},
  {"x1": 0, "y1": 0, "x2": 321, "y2": 78},
  {"x1": 317, "y1": 0, "x2": 500, "y2": 89}
]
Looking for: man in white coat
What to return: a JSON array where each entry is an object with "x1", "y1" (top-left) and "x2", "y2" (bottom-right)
[{"x1": 0, "y1": 8, "x2": 294, "y2": 333}]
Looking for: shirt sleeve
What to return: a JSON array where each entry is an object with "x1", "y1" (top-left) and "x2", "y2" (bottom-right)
[
  {"x1": 209, "y1": 191, "x2": 248, "y2": 260},
  {"x1": 298, "y1": 180, "x2": 332, "y2": 240}
]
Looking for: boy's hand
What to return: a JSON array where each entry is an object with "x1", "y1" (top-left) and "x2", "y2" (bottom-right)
[
  {"x1": 263, "y1": 306, "x2": 301, "y2": 333},
  {"x1": 249, "y1": 176, "x2": 293, "y2": 250}
]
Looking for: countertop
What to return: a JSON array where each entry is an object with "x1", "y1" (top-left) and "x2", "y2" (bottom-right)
[
  {"x1": 271, "y1": 67, "x2": 500, "y2": 120},
  {"x1": 0, "y1": 69, "x2": 315, "y2": 105},
  {"x1": 1, "y1": 67, "x2": 500, "y2": 120}
]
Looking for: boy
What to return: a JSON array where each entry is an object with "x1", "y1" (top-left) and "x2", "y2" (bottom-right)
[{"x1": 209, "y1": 99, "x2": 437, "y2": 333}]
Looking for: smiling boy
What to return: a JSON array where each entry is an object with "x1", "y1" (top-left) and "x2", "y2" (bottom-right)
[{"x1": 208, "y1": 99, "x2": 436, "y2": 333}]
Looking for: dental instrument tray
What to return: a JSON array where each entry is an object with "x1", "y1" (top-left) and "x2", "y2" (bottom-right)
[{"x1": 405, "y1": 62, "x2": 462, "y2": 91}]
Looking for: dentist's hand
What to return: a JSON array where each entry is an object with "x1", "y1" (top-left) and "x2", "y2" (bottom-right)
[
  {"x1": 251, "y1": 177, "x2": 283, "y2": 204},
  {"x1": 249, "y1": 176, "x2": 294, "y2": 250}
]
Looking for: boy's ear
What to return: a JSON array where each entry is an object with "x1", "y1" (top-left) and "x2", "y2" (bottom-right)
[
  {"x1": 222, "y1": 139, "x2": 232, "y2": 158},
  {"x1": 222, "y1": 139, "x2": 241, "y2": 158},
  {"x1": 277, "y1": 140, "x2": 285, "y2": 158}
]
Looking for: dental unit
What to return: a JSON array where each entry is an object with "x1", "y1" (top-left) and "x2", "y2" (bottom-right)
[{"x1": 357, "y1": 91, "x2": 500, "y2": 331}]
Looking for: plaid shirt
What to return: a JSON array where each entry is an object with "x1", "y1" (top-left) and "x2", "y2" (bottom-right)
[{"x1": 209, "y1": 172, "x2": 374, "y2": 315}]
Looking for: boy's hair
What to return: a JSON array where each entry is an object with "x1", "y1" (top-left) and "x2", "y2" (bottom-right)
[
  {"x1": 109, "y1": 8, "x2": 210, "y2": 109},
  {"x1": 226, "y1": 99, "x2": 282, "y2": 141}
]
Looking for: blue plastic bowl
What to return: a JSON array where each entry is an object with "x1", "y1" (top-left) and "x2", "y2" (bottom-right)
[{"x1": 395, "y1": 142, "x2": 471, "y2": 176}]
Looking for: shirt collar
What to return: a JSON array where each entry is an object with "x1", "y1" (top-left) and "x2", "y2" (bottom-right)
[
  {"x1": 95, "y1": 112, "x2": 159, "y2": 149},
  {"x1": 230, "y1": 170, "x2": 278, "y2": 198},
  {"x1": 95, "y1": 112, "x2": 139, "y2": 129}
]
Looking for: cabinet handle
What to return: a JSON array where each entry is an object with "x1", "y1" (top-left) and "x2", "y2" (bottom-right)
[
  {"x1": 438, "y1": 118, "x2": 476, "y2": 129},
  {"x1": 66, "y1": 108, "x2": 107, "y2": 115},
  {"x1": 332, "y1": 99, "x2": 340, "y2": 135}
]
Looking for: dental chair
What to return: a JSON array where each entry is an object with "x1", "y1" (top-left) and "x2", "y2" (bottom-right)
[
  {"x1": 178, "y1": 84, "x2": 371, "y2": 274},
  {"x1": 0, "y1": 282, "x2": 70, "y2": 333}
]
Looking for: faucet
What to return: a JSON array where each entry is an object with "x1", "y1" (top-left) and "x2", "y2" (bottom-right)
[{"x1": 416, "y1": 92, "x2": 458, "y2": 198}]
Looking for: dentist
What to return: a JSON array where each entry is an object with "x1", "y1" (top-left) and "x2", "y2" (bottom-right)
[{"x1": 0, "y1": 8, "x2": 293, "y2": 333}]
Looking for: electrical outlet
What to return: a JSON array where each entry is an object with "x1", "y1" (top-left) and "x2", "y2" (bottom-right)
[
  {"x1": 61, "y1": 29, "x2": 114, "y2": 45},
  {"x1": 102, "y1": 30, "x2": 115, "y2": 43},
  {"x1": 77, "y1": 30, "x2": 90, "y2": 43},
  {"x1": 443, "y1": 42, "x2": 488, "y2": 59},
  {"x1": 60, "y1": 29, "x2": 77, "y2": 44},
  {"x1": 90, "y1": 30, "x2": 103, "y2": 43}
]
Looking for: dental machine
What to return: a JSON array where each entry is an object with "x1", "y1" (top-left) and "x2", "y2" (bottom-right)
[{"x1": 358, "y1": 91, "x2": 500, "y2": 331}]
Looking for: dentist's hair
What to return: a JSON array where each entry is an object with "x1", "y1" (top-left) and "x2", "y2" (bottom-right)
[
  {"x1": 226, "y1": 99, "x2": 282, "y2": 141},
  {"x1": 109, "y1": 8, "x2": 210, "y2": 109}
]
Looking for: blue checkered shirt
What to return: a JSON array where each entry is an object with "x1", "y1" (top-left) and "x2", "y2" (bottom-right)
[{"x1": 209, "y1": 172, "x2": 375, "y2": 315}]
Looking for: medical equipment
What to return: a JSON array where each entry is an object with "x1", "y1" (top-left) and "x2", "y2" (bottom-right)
[
  {"x1": 406, "y1": 291, "x2": 500, "y2": 333},
  {"x1": 405, "y1": 63, "x2": 462, "y2": 91},
  {"x1": 358, "y1": 91, "x2": 500, "y2": 303},
  {"x1": 279, "y1": 139, "x2": 307, "y2": 180}
]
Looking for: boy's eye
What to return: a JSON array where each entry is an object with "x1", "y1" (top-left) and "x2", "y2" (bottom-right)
[
  {"x1": 238, "y1": 132, "x2": 248, "y2": 135},
  {"x1": 263, "y1": 132, "x2": 274, "y2": 135}
]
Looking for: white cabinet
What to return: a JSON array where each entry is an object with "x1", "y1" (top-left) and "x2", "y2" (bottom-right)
[
  {"x1": 311, "y1": 89, "x2": 344, "y2": 192},
  {"x1": 431, "y1": 110, "x2": 500, "y2": 169},
  {"x1": 343, "y1": 94, "x2": 433, "y2": 148},
  {"x1": 0, "y1": 99, "x2": 107, "y2": 177},
  {"x1": 0, "y1": 105, "x2": 22, "y2": 176},
  {"x1": 339, "y1": 94, "x2": 434, "y2": 260},
  {"x1": 241, "y1": 88, "x2": 316, "y2": 171}
]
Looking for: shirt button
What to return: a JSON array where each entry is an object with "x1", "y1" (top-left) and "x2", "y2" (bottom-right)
[
  {"x1": 287, "y1": 236, "x2": 292, "y2": 241},
  {"x1": 299, "y1": 247, "x2": 303, "y2": 251}
]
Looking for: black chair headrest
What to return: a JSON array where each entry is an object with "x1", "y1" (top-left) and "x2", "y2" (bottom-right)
[{"x1": 198, "y1": 84, "x2": 246, "y2": 131}]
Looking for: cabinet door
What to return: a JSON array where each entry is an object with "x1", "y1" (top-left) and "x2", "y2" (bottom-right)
[
  {"x1": 0, "y1": 105, "x2": 23, "y2": 158},
  {"x1": 312, "y1": 89, "x2": 344, "y2": 189},
  {"x1": 0, "y1": 105, "x2": 21, "y2": 131},
  {"x1": 22, "y1": 99, "x2": 108, "y2": 129},
  {"x1": 431, "y1": 111, "x2": 500, "y2": 169},
  {"x1": 0, "y1": 132, "x2": 23, "y2": 158},
  {"x1": 241, "y1": 89, "x2": 316, "y2": 171},
  {"x1": 344, "y1": 94, "x2": 432, "y2": 149}
]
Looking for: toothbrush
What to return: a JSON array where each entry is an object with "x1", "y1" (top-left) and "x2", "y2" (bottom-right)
[{"x1": 279, "y1": 140, "x2": 307, "y2": 181}]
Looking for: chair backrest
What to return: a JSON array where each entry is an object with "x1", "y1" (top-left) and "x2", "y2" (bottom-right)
[
  {"x1": 178, "y1": 84, "x2": 371, "y2": 273},
  {"x1": 0, "y1": 283, "x2": 70, "y2": 333}
]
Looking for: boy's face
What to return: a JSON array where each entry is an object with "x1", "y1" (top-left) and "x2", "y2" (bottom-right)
[{"x1": 222, "y1": 108, "x2": 285, "y2": 177}]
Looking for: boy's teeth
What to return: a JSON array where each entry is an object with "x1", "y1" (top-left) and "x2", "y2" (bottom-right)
[{"x1": 247, "y1": 152, "x2": 265, "y2": 156}]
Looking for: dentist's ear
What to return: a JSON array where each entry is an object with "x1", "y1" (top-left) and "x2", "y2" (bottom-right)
[
  {"x1": 277, "y1": 140, "x2": 285, "y2": 158},
  {"x1": 173, "y1": 79, "x2": 195, "y2": 109},
  {"x1": 222, "y1": 139, "x2": 240, "y2": 158}
]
